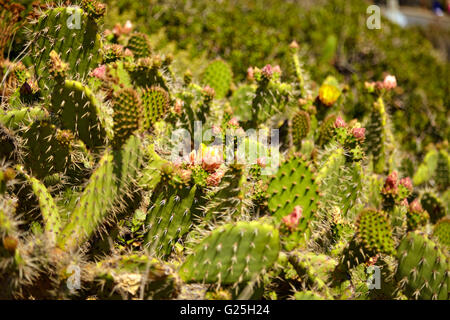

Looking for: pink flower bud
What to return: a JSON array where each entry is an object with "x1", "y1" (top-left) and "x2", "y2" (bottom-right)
[
  {"x1": 206, "y1": 168, "x2": 226, "y2": 186},
  {"x1": 247, "y1": 67, "x2": 254, "y2": 81},
  {"x1": 409, "y1": 199, "x2": 423, "y2": 213},
  {"x1": 282, "y1": 206, "x2": 302, "y2": 231},
  {"x1": 273, "y1": 65, "x2": 282, "y2": 76},
  {"x1": 124, "y1": 48, "x2": 133, "y2": 57},
  {"x1": 383, "y1": 171, "x2": 398, "y2": 193},
  {"x1": 352, "y1": 127, "x2": 365, "y2": 141},
  {"x1": 334, "y1": 116, "x2": 346, "y2": 128},
  {"x1": 179, "y1": 169, "x2": 192, "y2": 183},
  {"x1": 257, "y1": 157, "x2": 266, "y2": 168},
  {"x1": 122, "y1": 20, "x2": 133, "y2": 34},
  {"x1": 383, "y1": 75, "x2": 397, "y2": 90},
  {"x1": 228, "y1": 117, "x2": 239, "y2": 127},
  {"x1": 91, "y1": 64, "x2": 106, "y2": 79},
  {"x1": 401, "y1": 198, "x2": 409, "y2": 207},
  {"x1": 261, "y1": 64, "x2": 273, "y2": 79},
  {"x1": 399, "y1": 177, "x2": 413, "y2": 192},
  {"x1": 174, "y1": 99, "x2": 183, "y2": 114},
  {"x1": 201, "y1": 146, "x2": 223, "y2": 172}
]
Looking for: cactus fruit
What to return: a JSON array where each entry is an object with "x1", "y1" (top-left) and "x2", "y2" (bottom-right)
[
  {"x1": 202, "y1": 59, "x2": 233, "y2": 99},
  {"x1": 433, "y1": 218, "x2": 450, "y2": 249},
  {"x1": 127, "y1": 33, "x2": 152, "y2": 58},
  {"x1": 180, "y1": 221, "x2": 280, "y2": 285},
  {"x1": 291, "y1": 110, "x2": 310, "y2": 149},
  {"x1": 141, "y1": 86, "x2": 170, "y2": 129},
  {"x1": 395, "y1": 231, "x2": 449, "y2": 300}
]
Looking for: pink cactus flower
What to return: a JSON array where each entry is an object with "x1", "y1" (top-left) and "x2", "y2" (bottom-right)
[
  {"x1": 352, "y1": 127, "x2": 366, "y2": 141},
  {"x1": 203, "y1": 85, "x2": 215, "y2": 98},
  {"x1": 334, "y1": 116, "x2": 346, "y2": 128},
  {"x1": 409, "y1": 199, "x2": 423, "y2": 213},
  {"x1": 228, "y1": 117, "x2": 239, "y2": 127},
  {"x1": 91, "y1": 64, "x2": 106, "y2": 79},
  {"x1": 401, "y1": 198, "x2": 409, "y2": 207},
  {"x1": 188, "y1": 150, "x2": 198, "y2": 166},
  {"x1": 211, "y1": 124, "x2": 222, "y2": 135},
  {"x1": 206, "y1": 168, "x2": 226, "y2": 186},
  {"x1": 201, "y1": 146, "x2": 223, "y2": 172},
  {"x1": 179, "y1": 169, "x2": 192, "y2": 183},
  {"x1": 247, "y1": 67, "x2": 255, "y2": 81},
  {"x1": 112, "y1": 23, "x2": 122, "y2": 36},
  {"x1": 383, "y1": 75, "x2": 397, "y2": 90},
  {"x1": 273, "y1": 65, "x2": 282, "y2": 76},
  {"x1": 399, "y1": 177, "x2": 413, "y2": 192},
  {"x1": 174, "y1": 99, "x2": 183, "y2": 114},
  {"x1": 122, "y1": 20, "x2": 133, "y2": 34},
  {"x1": 124, "y1": 48, "x2": 133, "y2": 57},
  {"x1": 257, "y1": 157, "x2": 267, "y2": 168},
  {"x1": 282, "y1": 206, "x2": 303, "y2": 231},
  {"x1": 383, "y1": 171, "x2": 398, "y2": 193},
  {"x1": 261, "y1": 64, "x2": 273, "y2": 79}
]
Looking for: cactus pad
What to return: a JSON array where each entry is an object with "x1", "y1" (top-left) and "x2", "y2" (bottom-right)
[
  {"x1": 396, "y1": 231, "x2": 449, "y2": 300},
  {"x1": 202, "y1": 60, "x2": 233, "y2": 99},
  {"x1": 180, "y1": 221, "x2": 280, "y2": 285}
]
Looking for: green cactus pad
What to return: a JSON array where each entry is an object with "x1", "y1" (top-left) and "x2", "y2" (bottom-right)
[
  {"x1": 202, "y1": 59, "x2": 233, "y2": 99},
  {"x1": 144, "y1": 185, "x2": 198, "y2": 257},
  {"x1": 30, "y1": 7, "x2": 101, "y2": 93},
  {"x1": 293, "y1": 291, "x2": 325, "y2": 300},
  {"x1": 126, "y1": 33, "x2": 152, "y2": 58},
  {"x1": 356, "y1": 209, "x2": 395, "y2": 256},
  {"x1": 0, "y1": 107, "x2": 47, "y2": 131},
  {"x1": 21, "y1": 120, "x2": 73, "y2": 179},
  {"x1": 50, "y1": 80, "x2": 109, "y2": 149},
  {"x1": 112, "y1": 88, "x2": 142, "y2": 147},
  {"x1": 57, "y1": 135, "x2": 143, "y2": 252},
  {"x1": 317, "y1": 146, "x2": 363, "y2": 216},
  {"x1": 87, "y1": 254, "x2": 179, "y2": 299},
  {"x1": 292, "y1": 110, "x2": 310, "y2": 149},
  {"x1": 396, "y1": 231, "x2": 449, "y2": 300},
  {"x1": 317, "y1": 114, "x2": 336, "y2": 147},
  {"x1": 141, "y1": 86, "x2": 170, "y2": 129},
  {"x1": 266, "y1": 156, "x2": 320, "y2": 230},
  {"x1": 180, "y1": 221, "x2": 280, "y2": 285},
  {"x1": 289, "y1": 250, "x2": 337, "y2": 292},
  {"x1": 433, "y1": 218, "x2": 450, "y2": 249},
  {"x1": 365, "y1": 97, "x2": 388, "y2": 174},
  {"x1": 18, "y1": 167, "x2": 61, "y2": 244},
  {"x1": 421, "y1": 192, "x2": 446, "y2": 224}
]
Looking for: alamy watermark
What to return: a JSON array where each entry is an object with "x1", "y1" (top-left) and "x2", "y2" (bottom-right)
[{"x1": 367, "y1": 5, "x2": 381, "y2": 30}]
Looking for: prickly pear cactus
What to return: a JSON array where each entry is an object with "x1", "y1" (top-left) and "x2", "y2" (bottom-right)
[
  {"x1": 202, "y1": 59, "x2": 233, "y2": 99},
  {"x1": 180, "y1": 221, "x2": 280, "y2": 285},
  {"x1": 395, "y1": 231, "x2": 449, "y2": 300}
]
